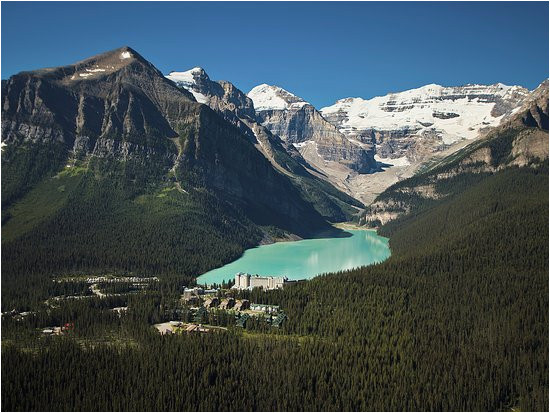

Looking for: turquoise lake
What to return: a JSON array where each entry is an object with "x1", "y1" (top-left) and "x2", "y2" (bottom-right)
[{"x1": 197, "y1": 230, "x2": 391, "y2": 285}]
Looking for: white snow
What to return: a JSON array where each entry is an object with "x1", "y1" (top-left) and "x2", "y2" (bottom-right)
[
  {"x1": 166, "y1": 68, "x2": 204, "y2": 85},
  {"x1": 120, "y1": 51, "x2": 132, "y2": 59},
  {"x1": 320, "y1": 83, "x2": 529, "y2": 144},
  {"x1": 1, "y1": 141, "x2": 7, "y2": 152},
  {"x1": 290, "y1": 101, "x2": 308, "y2": 109},
  {"x1": 248, "y1": 84, "x2": 290, "y2": 111},
  {"x1": 165, "y1": 68, "x2": 209, "y2": 104},
  {"x1": 292, "y1": 140, "x2": 315, "y2": 148},
  {"x1": 85, "y1": 68, "x2": 106, "y2": 73},
  {"x1": 188, "y1": 90, "x2": 209, "y2": 104},
  {"x1": 79, "y1": 73, "x2": 93, "y2": 78},
  {"x1": 374, "y1": 154, "x2": 411, "y2": 167},
  {"x1": 248, "y1": 84, "x2": 307, "y2": 111}
]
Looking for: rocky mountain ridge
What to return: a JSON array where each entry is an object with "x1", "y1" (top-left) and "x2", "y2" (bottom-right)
[
  {"x1": 360, "y1": 80, "x2": 549, "y2": 227},
  {"x1": 246, "y1": 81, "x2": 533, "y2": 204},
  {"x1": 247, "y1": 84, "x2": 378, "y2": 176},
  {"x1": 320, "y1": 83, "x2": 530, "y2": 158},
  {"x1": 166, "y1": 67, "x2": 363, "y2": 221},
  {"x1": 1, "y1": 46, "x2": 345, "y2": 239}
]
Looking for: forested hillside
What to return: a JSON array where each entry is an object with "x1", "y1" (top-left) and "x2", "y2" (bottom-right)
[
  {"x1": 361, "y1": 79, "x2": 548, "y2": 227},
  {"x1": 1, "y1": 47, "x2": 350, "y2": 309},
  {"x1": 1, "y1": 48, "x2": 547, "y2": 413},
  {"x1": 3, "y1": 156, "x2": 547, "y2": 411}
]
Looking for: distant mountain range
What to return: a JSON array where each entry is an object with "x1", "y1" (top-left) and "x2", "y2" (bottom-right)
[
  {"x1": 167, "y1": 65, "x2": 543, "y2": 203},
  {"x1": 361, "y1": 79, "x2": 549, "y2": 226},
  {"x1": 1, "y1": 46, "x2": 548, "y2": 281}
]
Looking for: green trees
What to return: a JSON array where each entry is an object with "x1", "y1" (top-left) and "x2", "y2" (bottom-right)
[{"x1": 2, "y1": 162, "x2": 548, "y2": 411}]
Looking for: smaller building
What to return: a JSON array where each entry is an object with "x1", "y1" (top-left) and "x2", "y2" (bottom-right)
[
  {"x1": 183, "y1": 287, "x2": 204, "y2": 299},
  {"x1": 185, "y1": 323, "x2": 209, "y2": 333},
  {"x1": 111, "y1": 306, "x2": 128, "y2": 316},
  {"x1": 233, "y1": 299, "x2": 250, "y2": 311},
  {"x1": 272, "y1": 312, "x2": 287, "y2": 328},
  {"x1": 183, "y1": 295, "x2": 200, "y2": 306},
  {"x1": 219, "y1": 297, "x2": 235, "y2": 310},
  {"x1": 250, "y1": 303, "x2": 280, "y2": 314},
  {"x1": 42, "y1": 326, "x2": 63, "y2": 336},
  {"x1": 203, "y1": 297, "x2": 220, "y2": 308},
  {"x1": 236, "y1": 313, "x2": 250, "y2": 328}
]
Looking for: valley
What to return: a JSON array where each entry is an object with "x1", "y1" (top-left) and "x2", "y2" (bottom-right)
[{"x1": 1, "y1": 43, "x2": 548, "y2": 412}]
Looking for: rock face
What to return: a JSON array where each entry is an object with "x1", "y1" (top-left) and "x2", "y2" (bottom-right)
[
  {"x1": 1, "y1": 47, "x2": 341, "y2": 237},
  {"x1": 248, "y1": 84, "x2": 378, "y2": 174},
  {"x1": 360, "y1": 81, "x2": 549, "y2": 227},
  {"x1": 166, "y1": 68, "x2": 363, "y2": 221},
  {"x1": 246, "y1": 82, "x2": 532, "y2": 205},
  {"x1": 320, "y1": 83, "x2": 530, "y2": 162},
  {"x1": 167, "y1": 68, "x2": 256, "y2": 121}
]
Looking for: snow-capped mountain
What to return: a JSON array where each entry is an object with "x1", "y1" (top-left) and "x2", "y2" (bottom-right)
[
  {"x1": 248, "y1": 84, "x2": 378, "y2": 175},
  {"x1": 248, "y1": 84, "x2": 308, "y2": 112},
  {"x1": 168, "y1": 69, "x2": 536, "y2": 204},
  {"x1": 320, "y1": 83, "x2": 529, "y2": 161},
  {"x1": 167, "y1": 68, "x2": 256, "y2": 120},
  {"x1": 165, "y1": 67, "x2": 363, "y2": 221}
]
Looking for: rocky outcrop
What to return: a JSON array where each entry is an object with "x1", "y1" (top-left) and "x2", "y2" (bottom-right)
[
  {"x1": 167, "y1": 68, "x2": 256, "y2": 122},
  {"x1": 166, "y1": 68, "x2": 363, "y2": 221},
  {"x1": 248, "y1": 84, "x2": 378, "y2": 174},
  {"x1": 360, "y1": 81, "x2": 549, "y2": 227},
  {"x1": 320, "y1": 83, "x2": 530, "y2": 163},
  {"x1": 1, "y1": 47, "x2": 341, "y2": 237}
]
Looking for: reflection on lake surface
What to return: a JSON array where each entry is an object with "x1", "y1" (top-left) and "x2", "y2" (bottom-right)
[{"x1": 197, "y1": 230, "x2": 391, "y2": 285}]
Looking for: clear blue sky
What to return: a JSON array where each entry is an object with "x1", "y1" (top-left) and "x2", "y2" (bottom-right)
[{"x1": 2, "y1": 1, "x2": 548, "y2": 108}]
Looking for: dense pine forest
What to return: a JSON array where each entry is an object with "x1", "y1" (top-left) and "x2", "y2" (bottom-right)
[{"x1": 2, "y1": 153, "x2": 547, "y2": 410}]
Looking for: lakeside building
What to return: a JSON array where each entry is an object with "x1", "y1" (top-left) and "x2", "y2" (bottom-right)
[
  {"x1": 250, "y1": 303, "x2": 280, "y2": 314},
  {"x1": 233, "y1": 273, "x2": 288, "y2": 290}
]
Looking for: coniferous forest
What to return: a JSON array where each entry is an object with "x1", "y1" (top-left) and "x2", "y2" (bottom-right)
[
  {"x1": 2, "y1": 158, "x2": 547, "y2": 411},
  {"x1": 0, "y1": 11, "x2": 548, "y2": 410}
]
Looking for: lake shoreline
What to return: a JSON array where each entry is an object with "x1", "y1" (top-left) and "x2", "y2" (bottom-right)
[
  {"x1": 197, "y1": 229, "x2": 391, "y2": 285},
  {"x1": 331, "y1": 221, "x2": 378, "y2": 232}
]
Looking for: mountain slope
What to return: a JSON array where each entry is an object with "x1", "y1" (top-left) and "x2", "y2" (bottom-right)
[
  {"x1": 247, "y1": 84, "x2": 379, "y2": 190},
  {"x1": 166, "y1": 68, "x2": 363, "y2": 221},
  {"x1": 1, "y1": 47, "x2": 345, "y2": 306},
  {"x1": 360, "y1": 80, "x2": 549, "y2": 226},
  {"x1": 245, "y1": 82, "x2": 529, "y2": 204},
  {"x1": 320, "y1": 83, "x2": 529, "y2": 160},
  {"x1": 3, "y1": 110, "x2": 547, "y2": 413}
]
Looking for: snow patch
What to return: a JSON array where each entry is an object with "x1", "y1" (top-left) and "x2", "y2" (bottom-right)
[
  {"x1": 248, "y1": 84, "x2": 307, "y2": 111},
  {"x1": 165, "y1": 69, "x2": 211, "y2": 103},
  {"x1": 248, "y1": 84, "x2": 290, "y2": 111},
  {"x1": 292, "y1": 140, "x2": 315, "y2": 148},
  {"x1": 374, "y1": 154, "x2": 411, "y2": 167},
  {"x1": 120, "y1": 51, "x2": 132, "y2": 59},
  {"x1": 165, "y1": 69, "x2": 209, "y2": 104},
  {"x1": 320, "y1": 83, "x2": 529, "y2": 143},
  {"x1": 166, "y1": 68, "x2": 204, "y2": 85},
  {"x1": 189, "y1": 90, "x2": 208, "y2": 104}
]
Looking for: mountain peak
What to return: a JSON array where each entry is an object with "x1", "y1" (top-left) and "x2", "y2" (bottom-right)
[
  {"x1": 21, "y1": 46, "x2": 162, "y2": 84},
  {"x1": 247, "y1": 84, "x2": 307, "y2": 111},
  {"x1": 166, "y1": 67, "x2": 209, "y2": 84},
  {"x1": 165, "y1": 67, "x2": 212, "y2": 104}
]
